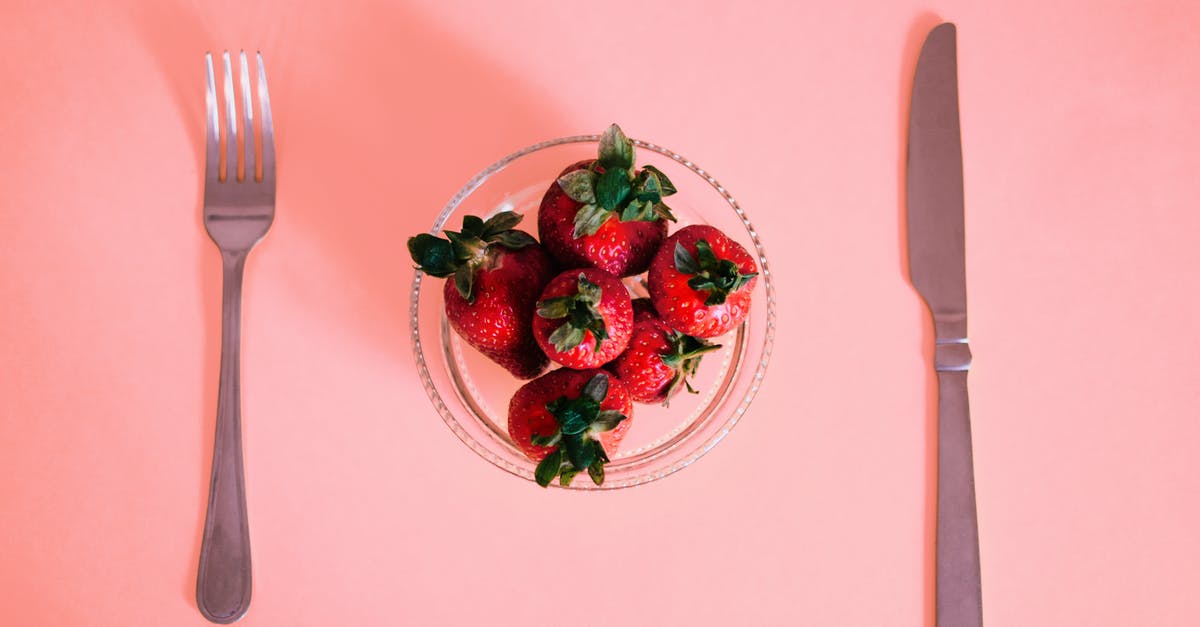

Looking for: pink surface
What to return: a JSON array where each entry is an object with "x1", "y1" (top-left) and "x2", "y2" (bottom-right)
[{"x1": 2, "y1": 0, "x2": 1198, "y2": 625}]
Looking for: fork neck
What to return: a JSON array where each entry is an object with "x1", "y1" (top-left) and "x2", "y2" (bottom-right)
[
  {"x1": 220, "y1": 252, "x2": 248, "y2": 316},
  {"x1": 222, "y1": 250, "x2": 249, "y2": 271}
]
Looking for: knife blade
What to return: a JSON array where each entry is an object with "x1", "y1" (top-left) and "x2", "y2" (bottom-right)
[{"x1": 906, "y1": 22, "x2": 984, "y2": 627}]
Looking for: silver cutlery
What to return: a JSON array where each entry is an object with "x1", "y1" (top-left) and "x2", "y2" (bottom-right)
[
  {"x1": 196, "y1": 50, "x2": 275, "y2": 624},
  {"x1": 906, "y1": 23, "x2": 983, "y2": 627}
]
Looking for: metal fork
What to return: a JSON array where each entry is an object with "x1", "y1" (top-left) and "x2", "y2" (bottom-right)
[{"x1": 196, "y1": 50, "x2": 275, "y2": 625}]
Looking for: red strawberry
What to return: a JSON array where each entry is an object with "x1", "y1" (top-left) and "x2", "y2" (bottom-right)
[
  {"x1": 537, "y1": 124, "x2": 677, "y2": 277},
  {"x1": 648, "y1": 224, "x2": 758, "y2": 339},
  {"x1": 630, "y1": 297, "x2": 658, "y2": 323},
  {"x1": 408, "y1": 211, "x2": 556, "y2": 379},
  {"x1": 533, "y1": 268, "x2": 633, "y2": 369},
  {"x1": 507, "y1": 369, "x2": 633, "y2": 487},
  {"x1": 608, "y1": 309, "x2": 721, "y2": 405}
]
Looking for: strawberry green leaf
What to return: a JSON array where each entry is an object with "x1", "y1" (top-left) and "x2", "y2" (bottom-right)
[
  {"x1": 663, "y1": 372, "x2": 686, "y2": 405},
  {"x1": 461, "y1": 215, "x2": 485, "y2": 238},
  {"x1": 711, "y1": 268, "x2": 738, "y2": 292},
  {"x1": 407, "y1": 213, "x2": 534, "y2": 301},
  {"x1": 702, "y1": 290, "x2": 727, "y2": 306},
  {"x1": 654, "y1": 202, "x2": 678, "y2": 223},
  {"x1": 620, "y1": 199, "x2": 643, "y2": 222},
  {"x1": 581, "y1": 372, "x2": 609, "y2": 403},
  {"x1": 576, "y1": 274, "x2": 602, "y2": 304},
  {"x1": 677, "y1": 238, "x2": 756, "y2": 306},
  {"x1": 444, "y1": 231, "x2": 474, "y2": 261},
  {"x1": 592, "y1": 410, "x2": 626, "y2": 432},
  {"x1": 688, "y1": 274, "x2": 726, "y2": 305},
  {"x1": 687, "y1": 276, "x2": 717, "y2": 292},
  {"x1": 541, "y1": 274, "x2": 609, "y2": 353},
  {"x1": 696, "y1": 239, "x2": 718, "y2": 267},
  {"x1": 539, "y1": 385, "x2": 622, "y2": 486},
  {"x1": 561, "y1": 433, "x2": 584, "y2": 469},
  {"x1": 561, "y1": 405, "x2": 600, "y2": 434},
  {"x1": 598, "y1": 123, "x2": 635, "y2": 170},
  {"x1": 534, "y1": 449, "x2": 563, "y2": 487},
  {"x1": 583, "y1": 440, "x2": 601, "y2": 470},
  {"x1": 587, "y1": 460, "x2": 605, "y2": 486},
  {"x1": 453, "y1": 265, "x2": 476, "y2": 303},
  {"x1": 573, "y1": 126, "x2": 667, "y2": 226},
  {"x1": 675, "y1": 333, "x2": 722, "y2": 360},
  {"x1": 607, "y1": 169, "x2": 669, "y2": 224},
  {"x1": 547, "y1": 393, "x2": 603, "y2": 432},
  {"x1": 558, "y1": 170, "x2": 598, "y2": 204},
  {"x1": 641, "y1": 165, "x2": 677, "y2": 196},
  {"x1": 480, "y1": 211, "x2": 523, "y2": 237},
  {"x1": 536, "y1": 296, "x2": 573, "y2": 319},
  {"x1": 633, "y1": 169, "x2": 662, "y2": 202},
  {"x1": 530, "y1": 432, "x2": 561, "y2": 448},
  {"x1": 659, "y1": 332, "x2": 722, "y2": 403},
  {"x1": 674, "y1": 242, "x2": 701, "y2": 275},
  {"x1": 551, "y1": 396, "x2": 600, "y2": 436},
  {"x1": 548, "y1": 324, "x2": 587, "y2": 352},
  {"x1": 734, "y1": 271, "x2": 759, "y2": 291},
  {"x1": 620, "y1": 198, "x2": 660, "y2": 222},
  {"x1": 562, "y1": 434, "x2": 597, "y2": 471},
  {"x1": 595, "y1": 168, "x2": 632, "y2": 211},
  {"x1": 559, "y1": 412, "x2": 591, "y2": 437},
  {"x1": 487, "y1": 230, "x2": 536, "y2": 249},
  {"x1": 407, "y1": 234, "x2": 457, "y2": 277},
  {"x1": 587, "y1": 323, "x2": 608, "y2": 351},
  {"x1": 573, "y1": 203, "x2": 610, "y2": 238}
]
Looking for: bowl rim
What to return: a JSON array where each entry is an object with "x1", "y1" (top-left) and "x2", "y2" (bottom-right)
[{"x1": 410, "y1": 134, "x2": 777, "y2": 489}]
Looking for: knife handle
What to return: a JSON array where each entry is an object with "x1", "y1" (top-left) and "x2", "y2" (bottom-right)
[{"x1": 934, "y1": 341, "x2": 983, "y2": 627}]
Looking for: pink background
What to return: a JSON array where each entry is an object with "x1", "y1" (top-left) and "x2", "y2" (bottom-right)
[{"x1": 2, "y1": 0, "x2": 1198, "y2": 625}]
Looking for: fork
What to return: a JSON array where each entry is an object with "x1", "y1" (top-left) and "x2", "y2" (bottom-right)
[{"x1": 196, "y1": 50, "x2": 274, "y2": 625}]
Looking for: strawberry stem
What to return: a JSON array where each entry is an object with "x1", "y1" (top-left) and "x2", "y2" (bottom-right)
[
  {"x1": 673, "y1": 239, "x2": 758, "y2": 306},
  {"x1": 557, "y1": 124, "x2": 679, "y2": 238},
  {"x1": 536, "y1": 273, "x2": 610, "y2": 353},
  {"x1": 407, "y1": 211, "x2": 536, "y2": 302},
  {"x1": 659, "y1": 331, "x2": 722, "y2": 406},
  {"x1": 529, "y1": 373, "x2": 627, "y2": 487}
]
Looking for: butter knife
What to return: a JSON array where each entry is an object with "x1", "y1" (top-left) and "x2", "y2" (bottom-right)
[{"x1": 906, "y1": 22, "x2": 983, "y2": 627}]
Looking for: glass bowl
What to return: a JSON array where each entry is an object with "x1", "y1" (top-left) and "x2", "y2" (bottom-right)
[{"x1": 410, "y1": 135, "x2": 776, "y2": 489}]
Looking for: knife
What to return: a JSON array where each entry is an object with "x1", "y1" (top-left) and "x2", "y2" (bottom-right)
[{"x1": 906, "y1": 22, "x2": 983, "y2": 627}]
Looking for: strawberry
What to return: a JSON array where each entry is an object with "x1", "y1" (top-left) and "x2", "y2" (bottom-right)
[
  {"x1": 408, "y1": 211, "x2": 556, "y2": 379},
  {"x1": 537, "y1": 124, "x2": 678, "y2": 277},
  {"x1": 608, "y1": 307, "x2": 721, "y2": 405},
  {"x1": 630, "y1": 297, "x2": 658, "y2": 323},
  {"x1": 507, "y1": 369, "x2": 633, "y2": 487},
  {"x1": 648, "y1": 224, "x2": 758, "y2": 339},
  {"x1": 533, "y1": 268, "x2": 633, "y2": 369}
]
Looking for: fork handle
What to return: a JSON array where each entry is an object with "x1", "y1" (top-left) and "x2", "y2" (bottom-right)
[
  {"x1": 197, "y1": 252, "x2": 252, "y2": 624},
  {"x1": 935, "y1": 368, "x2": 983, "y2": 627}
]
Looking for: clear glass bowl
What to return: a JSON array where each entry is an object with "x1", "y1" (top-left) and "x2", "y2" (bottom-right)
[{"x1": 410, "y1": 135, "x2": 776, "y2": 489}]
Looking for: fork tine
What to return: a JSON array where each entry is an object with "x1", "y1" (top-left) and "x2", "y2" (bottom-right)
[
  {"x1": 256, "y1": 52, "x2": 275, "y2": 182},
  {"x1": 222, "y1": 51, "x2": 237, "y2": 182},
  {"x1": 205, "y1": 53, "x2": 219, "y2": 183},
  {"x1": 238, "y1": 51, "x2": 254, "y2": 182}
]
